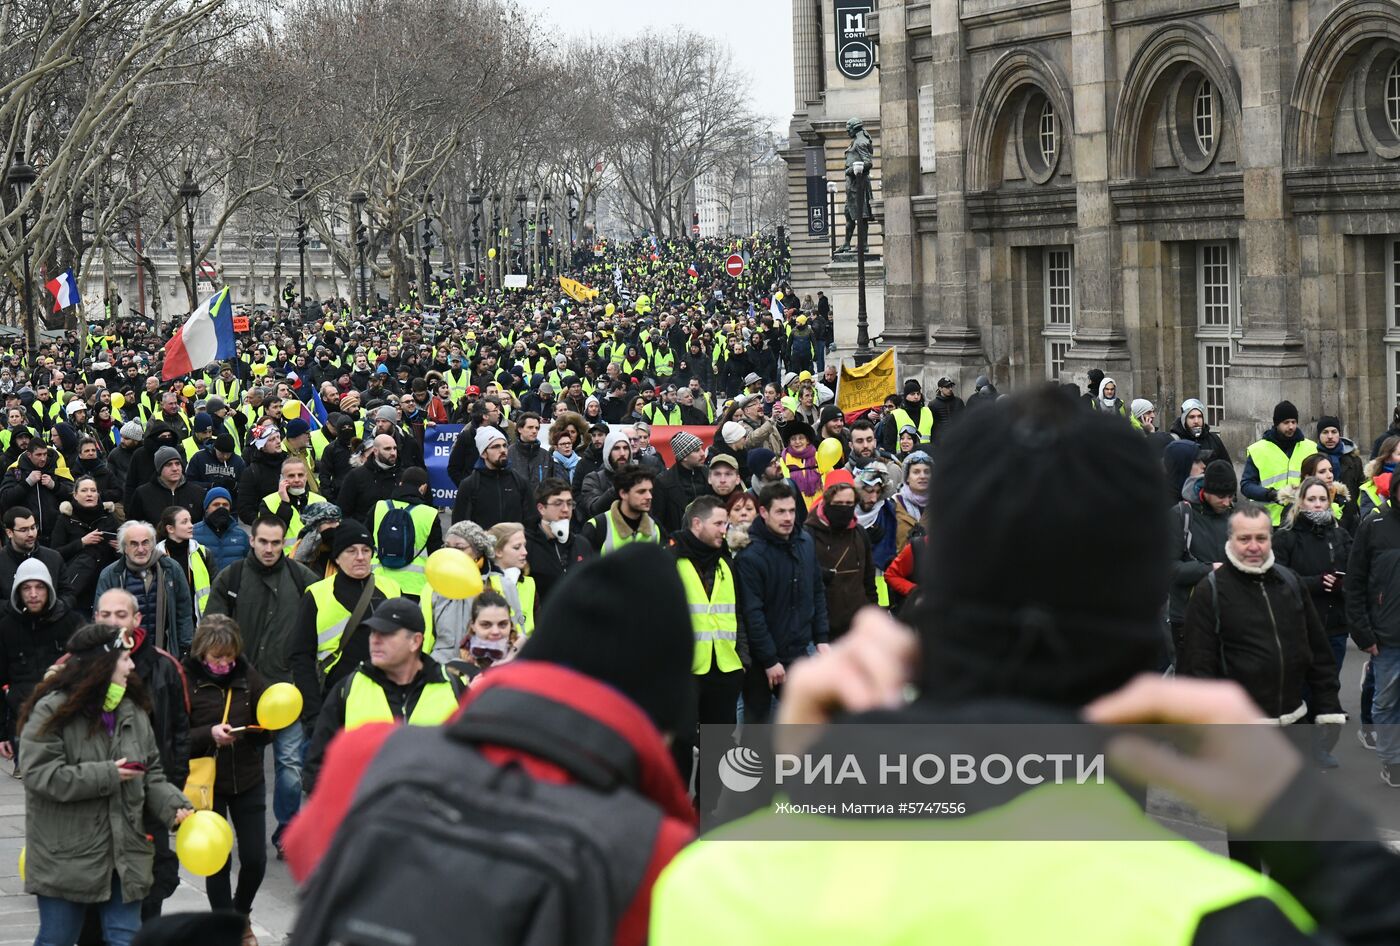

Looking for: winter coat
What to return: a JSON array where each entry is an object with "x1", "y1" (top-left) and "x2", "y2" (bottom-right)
[
  {"x1": 452, "y1": 464, "x2": 532, "y2": 530},
  {"x1": 124, "y1": 423, "x2": 181, "y2": 509},
  {"x1": 928, "y1": 393, "x2": 965, "y2": 444},
  {"x1": 0, "y1": 558, "x2": 82, "y2": 741},
  {"x1": 734, "y1": 517, "x2": 830, "y2": 667},
  {"x1": 127, "y1": 474, "x2": 206, "y2": 527},
  {"x1": 525, "y1": 524, "x2": 597, "y2": 604},
  {"x1": 95, "y1": 557, "x2": 194, "y2": 656},
  {"x1": 804, "y1": 511, "x2": 876, "y2": 640},
  {"x1": 0, "y1": 451, "x2": 73, "y2": 541},
  {"x1": 1318, "y1": 438, "x2": 1365, "y2": 502},
  {"x1": 106, "y1": 441, "x2": 139, "y2": 501},
  {"x1": 49, "y1": 501, "x2": 120, "y2": 612},
  {"x1": 183, "y1": 656, "x2": 271, "y2": 796},
  {"x1": 1345, "y1": 501, "x2": 1400, "y2": 650},
  {"x1": 1167, "y1": 417, "x2": 1233, "y2": 466},
  {"x1": 0, "y1": 544, "x2": 67, "y2": 610},
  {"x1": 20, "y1": 693, "x2": 188, "y2": 903},
  {"x1": 579, "y1": 428, "x2": 635, "y2": 518},
  {"x1": 69, "y1": 455, "x2": 120, "y2": 506},
  {"x1": 1274, "y1": 515, "x2": 1352, "y2": 633},
  {"x1": 506, "y1": 439, "x2": 549, "y2": 489},
  {"x1": 653, "y1": 462, "x2": 713, "y2": 534},
  {"x1": 1181, "y1": 558, "x2": 1342, "y2": 722},
  {"x1": 185, "y1": 442, "x2": 245, "y2": 495},
  {"x1": 336, "y1": 459, "x2": 402, "y2": 526},
  {"x1": 1166, "y1": 485, "x2": 1233, "y2": 626},
  {"x1": 205, "y1": 552, "x2": 317, "y2": 684},
  {"x1": 192, "y1": 514, "x2": 251, "y2": 574},
  {"x1": 235, "y1": 448, "x2": 286, "y2": 525}
]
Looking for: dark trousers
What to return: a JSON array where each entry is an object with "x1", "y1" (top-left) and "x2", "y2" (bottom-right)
[
  {"x1": 206, "y1": 786, "x2": 268, "y2": 915},
  {"x1": 672, "y1": 666, "x2": 743, "y2": 800},
  {"x1": 741, "y1": 662, "x2": 782, "y2": 724},
  {"x1": 1362, "y1": 656, "x2": 1376, "y2": 727}
]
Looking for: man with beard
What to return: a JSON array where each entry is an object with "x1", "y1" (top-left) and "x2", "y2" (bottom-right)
[
  {"x1": 0, "y1": 440, "x2": 72, "y2": 543},
  {"x1": 1170, "y1": 397, "x2": 1233, "y2": 466},
  {"x1": 337, "y1": 434, "x2": 403, "y2": 526}
]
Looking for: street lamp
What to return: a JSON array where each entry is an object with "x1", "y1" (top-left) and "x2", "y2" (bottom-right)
[
  {"x1": 852, "y1": 159, "x2": 872, "y2": 360},
  {"x1": 421, "y1": 190, "x2": 435, "y2": 303},
  {"x1": 514, "y1": 190, "x2": 527, "y2": 277},
  {"x1": 6, "y1": 152, "x2": 38, "y2": 355},
  {"x1": 826, "y1": 181, "x2": 838, "y2": 259},
  {"x1": 541, "y1": 189, "x2": 551, "y2": 279},
  {"x1": 178, "y1": 168, "x2": 202, "y2": 310},
  {"x1": 289, "y1": 176, "x2": 308, "y2": 319},
  {"x1": 468, "y1": 189, "x2": 483, "y2": 290},
  {"x1": 350, "y1": 190, "x2": 368, "y2": 316},
  {"x1": 491, "y1": 196, "x2": 503, "y2": 289},
  {"x1": 566, "y1": 186, "x2": 578, "y2": 266}
]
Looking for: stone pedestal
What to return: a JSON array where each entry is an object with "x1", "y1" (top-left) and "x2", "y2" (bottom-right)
[{"x1": 823, "y1": 255, "x2": 885, "y2": 361}]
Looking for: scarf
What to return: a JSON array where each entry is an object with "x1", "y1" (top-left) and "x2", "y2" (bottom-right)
[
  {"x1": 1225, "y1": 544, "x2": 1276, "y2": 575},
  {"x1": 1302, "y1": 508, "x2": 1334, "y2": 527},
  {"x1": 551, "y1": 449, "x2": 580, "y2": 475},
  {"x1": 855, "y1": 500, "x2": 883, "y2": 530},
  {"x1": 783, "y1": 444, "x2": 821, "y2": 496},
  {"x1": 897, "y1": 484, "x2": 927, "y2": 518},
  {"x1": 677, "y1": 528, "x2": 724, "y2": 574}
]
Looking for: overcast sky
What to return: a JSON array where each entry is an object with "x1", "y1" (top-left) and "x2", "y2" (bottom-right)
[{"x1": 514, "y1": 0, "x2": 794, "y2": 133}]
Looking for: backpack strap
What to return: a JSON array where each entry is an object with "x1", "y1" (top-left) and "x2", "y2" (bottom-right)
[
  {"x1": 445, "y1": 687, "x2": 640, "y2": 792},
  {"x1": 1179, "y1": 501, "x2": 1193, "y2": 555}
]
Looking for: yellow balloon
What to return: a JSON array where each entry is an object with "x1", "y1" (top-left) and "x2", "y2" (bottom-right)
[
  {"x1": 775, "y1": 291, "x2": 784, "y2": 301},
  {"x1": 605, "y1": 303, "x2": 615, "y2": 317},
  {"x1": 252, "y1": 364, "x2": 268, "y2": 377},
  {"x1": 281, "y1": 401, "x2": 302, "y2": 421},
  {"x1": 323, "y1": 321, "x2": 335, "y2": 332},
  {"x1": 487, "y1": 248, "x2": 497, "y2": 260},
  {"x1": 18, "y1": 845, "x2": 24, "y2": 882},
  {"x1": 425, "y1": 548, "x2": 484, "y2": 600},
  {"x1": 175, "y1": 810, "x2": 233, "y2": 877},
  {"x1": 256, "y1": 682, "x2": 304, "y2": 731},
  {"x1": 182, "y1": 384, "x2": 196, "y2": 398},
  {"x1": 816, "y1": 436, "x2": 843, "y2": 475},
  {"x1": 110, "y1": 392, "x2": 125, "y2": 410}
]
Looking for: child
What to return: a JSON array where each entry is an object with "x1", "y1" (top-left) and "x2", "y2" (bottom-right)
[
  {"x1": 781, "y1": 422, "x2": 823, "y2": 507},
  {"x1": 445, "y1": 591, "x2": 519, "y2": 684}
]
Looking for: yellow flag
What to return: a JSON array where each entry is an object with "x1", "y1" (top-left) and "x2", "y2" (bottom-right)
[
  {"x1": 837, "y1": 348, "x2": 897, "y2": 415},
  {"x1": 558, "y1": 276, "x2": 598, "y2": 303}
]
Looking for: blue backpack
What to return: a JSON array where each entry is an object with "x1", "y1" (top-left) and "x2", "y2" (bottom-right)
[{"x1": 376, "y1": 501, "x2": 416, "y2": 569}]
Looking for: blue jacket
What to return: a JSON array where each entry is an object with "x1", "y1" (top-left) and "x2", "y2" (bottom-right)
[
  {"x1": 193, "y1": 518, "x2": 251, "y2": 574},
  {"x1": 735, "y1": 516, "x2": 829, "y2": 668},
  {"x1": 94, "y1": 555, "x2": 194, "y2": 655},
  {"x1": 864, "y1": 500, "x2": 899, "y2": 571}
]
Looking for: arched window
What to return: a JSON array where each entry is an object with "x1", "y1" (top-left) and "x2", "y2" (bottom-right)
[
  {"x1": 1194, "y1": 79, "x2": 1216, "y2": 153},
  {"x1": 1039, "y1": 99, "x2": 1058, "y2": 167},
  {"x1": 1387, "y1": 59, "x2": 1400, "y2": 138}
]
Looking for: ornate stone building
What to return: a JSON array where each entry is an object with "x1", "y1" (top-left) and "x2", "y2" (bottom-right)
[{"x1": 876, "y1": 0, "x2": 1400, "y2": 449}]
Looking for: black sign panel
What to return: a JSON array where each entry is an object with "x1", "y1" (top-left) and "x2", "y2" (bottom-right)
[
  {"x1": 806, "y1": 176, "x2": 829, "y2": 236},
  {"x1": 834, "y1": 0, "x2": 875, "y2": 81}
]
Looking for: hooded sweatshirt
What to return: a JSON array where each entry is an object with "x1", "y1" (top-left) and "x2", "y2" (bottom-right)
[{"x1": 0, "y1": 558, "x2": 81, "y2": 740}]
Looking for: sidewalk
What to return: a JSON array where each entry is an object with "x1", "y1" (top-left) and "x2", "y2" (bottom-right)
[{"x1": 0, "y1": 758, "x2": 300, "y2": 944}]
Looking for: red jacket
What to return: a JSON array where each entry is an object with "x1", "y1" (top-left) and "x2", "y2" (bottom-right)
[
  {"x1": 884, "y1": 540, "x2": 918, "y2": 598},
  {"x1": 284, "y1": 661, "x2": 697, "y2": 946}
]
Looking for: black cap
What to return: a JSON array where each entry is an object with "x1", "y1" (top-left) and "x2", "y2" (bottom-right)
[
  {"x1": 362, "y1": 596, "x2": 426, "y2": 636},
  {"x1": 937, "y1": 377, "x2": 955, "y2": 388},
  {"x1": 1201, "y1": 459, "x2": 1237, "y2": 497}
]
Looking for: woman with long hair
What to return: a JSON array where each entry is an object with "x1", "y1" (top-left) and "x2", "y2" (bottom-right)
[
  {"x1": 50, "y1": 475, "x2": 120, "y2": 618},
  {"x1": 156, "y1": 506, "x2": 214, "y2": 626},
  {"x1": 19, "y1": 623, "x2": 192, "y2": 946},
  {"x1": 1360, "y1": 434, "x2": 1400, "y2": 520},
  {"x1": 485, "y1": 522, "x2": 536, "y2": 639}
]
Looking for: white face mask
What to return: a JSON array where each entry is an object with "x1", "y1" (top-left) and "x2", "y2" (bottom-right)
[
  {"x1": 548, "y1": 518, "x2": 570, "y2": 543},
  {"x1": 289, "y1": 486, "x2": 306, "y2": 497},
  {"x1": 502, "y1": 566, "x2": 522, "y2": 582}
]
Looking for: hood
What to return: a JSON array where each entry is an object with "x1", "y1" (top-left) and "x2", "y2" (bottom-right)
[
  {"x1": 390, "y1": 482, "x2": 426, "y2": 503},
  {"x1": 1323, "y1": 437, "x2": 1357, "y2": 456},
  {"x1": 10, "y1": 557, "x2": 55, "y2": 613},
  {"x1": 601, "y1": 427, "x2": 631, "y2": 472}
]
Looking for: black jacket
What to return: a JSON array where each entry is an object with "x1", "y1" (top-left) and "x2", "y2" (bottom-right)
[
  {"x1": 124, "y1": 422, "x2": 181, "y2": 508},
  {"x1": 1181, "y1": 559, "x2": 1342, "y2": 721},
  {"x1": 0, "y1": 594, "x2": 81, "y2": 742},
  {"x1": 0, "y1": 544, "x2": 67, "y2": 610},
  {"x1": 49, "y1": 501, "x2": 119, "y2": 612},
  {"x1": 336, "y1": 459, "x2": 402, "y2": 526},
  {"x1": 236, "y1": 448, "x2": 286, "y2": 525},
  {"x1": 452, "y1": 464, "x2": 532, "y2": 530},
  {"x1": 0, "y1": 452, "x2": 73, "y2": 541},
  {"x1": 653, "y1": 462, "x2": 713, "y2": 534},
  {"x1": 1168, "y1": 417, "x2": 1233, "y2": 467},
  {"x1": 127, "y1": 474, "x2": 206, "y2": 527},
  {"x1": 132, "y1": 630, "x2": 192, "y2": 788},
  {"x1": 182, "y1": 656, "x2": 271, "y2": 796},
  {"x1": 1274, "y1": 516, "x2": 1352, "y2": 634},
  {"x1": 525, "y1": 523, "x2": 597, "y2": 604},
  {"x1": 1345, "y1": 501, "x2": 1400, "y2": 650},
  {"x1": 1166, "y1": 491, "x2": 1232, "y2": 625},
  {"x1": 928, "y1": 393, "x2": 965, "y2": 444}
]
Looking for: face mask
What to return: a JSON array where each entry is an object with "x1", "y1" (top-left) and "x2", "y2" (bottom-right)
[
  {"x1": 289, "y1": 486, "x2": 306, "y2": 497},
  {"x1": 103, "y1": 683, "x2": 125, "y2": 712},
  {"x1": 467, "y1": 635, "x2": 509, "y2": 665},
  {"x1": 1303, "y1": 508, "x2": 1334, "y2": 526},
  {"x1": 206, "y1": 507, "x2": 232, "y2": 531},
  {"x1": 203, "y1": 660, "x2": 233, "y2": 677},
  {"x1": 826, "y1": 505, "x2": 855, "y2": 529},
  {"x1": 548, "y1": 518, "x2": 570, "y2": 543}
]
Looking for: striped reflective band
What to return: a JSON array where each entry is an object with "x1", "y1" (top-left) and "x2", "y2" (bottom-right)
[{"x1": 317, "y1": 618, "x2": 348, "y2": 650}]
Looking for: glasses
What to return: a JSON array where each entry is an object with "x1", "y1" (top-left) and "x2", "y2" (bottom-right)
[{"x1": 545, "y1": 499, "x2": 574, "y2": 509}]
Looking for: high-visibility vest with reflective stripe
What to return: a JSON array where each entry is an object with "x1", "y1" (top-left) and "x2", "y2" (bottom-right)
[
  {"x1": 212, "y1": 378, "x2": 241, "y2": 404},
  {"x1": 890, "y1": 407, "x2": 933, "y2": 442},
  {"x1": 645, "y1": 402, "x2": 683, "y2": 426},
  {"x1": 191, "y1": 549, "x2": 211, "y2": 619},
  {"x1": 596, "y1": 509, "x2": 661, "y2": 555},
  {"x1": 486, "y1": 572, "x2": 536, "y2": 637},
  {"x1": 342, "y1": 666, "x2": 460, "y2": 731},
  {"x1": 1246, "y1": 437, "x2": 1319, "y2": 526},
  {"x1": 261, "y1": 492, "x2": 328, "y2": 548},
  {"x1": 648, "y1": 780, "x2": 1316, "y2": 946},
  {"x1": 372, "y1": 499, "x2": 440, "y2": 596},
  {"x1": 676, "y1": 557, "x2": 741, "y2": 674},
  {"x1": 653, "y1": 350, "x2": 675, "y2": 378},
  {"x1": 308, "y1": 573, "x2": 404, "y2": 674},
  {"x1": 443, "y1": 368, "x2": 471, "y2": 403},
  {"x1": 1362, "y1": 480, "x2": 1384, "y2": 519}
]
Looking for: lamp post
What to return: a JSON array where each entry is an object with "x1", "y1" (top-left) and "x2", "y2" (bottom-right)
[
  {"x1": 566, "y1": 186, "x2": 578, "y2": 268},
  {"x1": 350, "y1": 190, "x2": 368, "y2": 316},
  {"x1": 469, "y1": 189, "x2": 483, "y2": 291},
  {"x1": 852, "y1": 160, "x2": 871, "y2": 361},
  {"x1": 514, "y1": 190, "x2": 527, "y2": 277},
  {"x1": 826, "y1": 181, "x2": 837, "y2": 259},
  {"x1": 541, "y1": 189, "x2": 552, "y2": 279},
  {"x1": 7, "y1": 151, "x2": 38, "y2": 354},
  {"x1": 421, "y1": 190, "x2": 435, "y2": 303},
  {"x1": 289, "y1": 176, "x2": 308, "y2": 319},
  {"x1": 491, "y1": 196, "x2": 502, "y2": 290},
  {"x1": 178, "y1": 168, "x2": 202, "y2": 310}
]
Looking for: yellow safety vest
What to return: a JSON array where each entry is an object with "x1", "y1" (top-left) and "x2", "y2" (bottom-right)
[
  {"x1": 1362, "y1": 480, "x2": 1384, "y2": 519},
  {"x1": 308, "y1": 573, "x2": 405, "y2": 675},
  {"x1": 212, "y1": 378, "x2": 241, "y2": 404},
  {"x1": 890, "y1": 407, "x2": 933, "y2": 442},
  {"x1": 676, "y1": 558, "x2": 741, "y2": 674},
  {"x1": 650, "y1": 780, "x2": 1316, "y2": 946},
  {"x1": 653, "y1": 350, "x2": 675, "y2": 378},
  {"x1": 190, "y1": 548, "x2": 211, "y2": 619},
  {"x1": 645, "y1": 402, "x2": 683, "y2": 426},
  {"x1": 443, "y1": 368, "x2": 471, "y2": 403},
  {"x1": 372, "y1": 500, "x2": 440, "y2": 597},
  {"x1": 486, "y1": 572, "x2": 536, "y2": 638},
  {"x1": 342, "y1": 666, "x2": 461, "y2": 731},
  {"x1": 260, "y1": 492, "x2": 328, "y2": 548},
  {"x1": 1247, "y1": 437, "x2": 1319, "y2": 526},
  {"x1": 596, "y1": 508, "x2": 660, "y2": 554}
]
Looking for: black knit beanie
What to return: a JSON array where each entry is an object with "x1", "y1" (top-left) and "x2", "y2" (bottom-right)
[
  {"x1": 1201, "y1": 459, "x2": 1237, "y2": 497},
  {"x1": 330, "y1": 519, "x2": 373, "y2": 559},
  {"x1": 1316, "y1": 415, "x2": 1342, "y2": 440},
  {"x1": 1272, "y1": 400, "x2": 1299, "y2": 427},
  {"x1": 518, "y1": 544, "x2": 694, "y2": 733},
  {"x1": 917, "y1": 387, "x2": 1169, "y2": 707}
]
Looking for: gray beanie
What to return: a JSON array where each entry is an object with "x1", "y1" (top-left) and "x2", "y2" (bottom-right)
[
  {"x1": 120, "y1": 421, "x2": 144, "y2": 443},
  {"x1": 154, "y1": 445, "x2": 183, "y2": 470}
]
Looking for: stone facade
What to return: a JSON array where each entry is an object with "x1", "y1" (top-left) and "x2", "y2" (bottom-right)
[{"x1": 876, "y1": 0, "x2": 1400, "y2": 453}]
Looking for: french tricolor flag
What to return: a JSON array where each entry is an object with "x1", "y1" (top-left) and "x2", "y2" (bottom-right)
[
  {"x1": 162, "y1": 287, "x2": 236, "y2": 381},
  {"x1": 45, "y1": 269, "x2": 79, "y2": 312}
]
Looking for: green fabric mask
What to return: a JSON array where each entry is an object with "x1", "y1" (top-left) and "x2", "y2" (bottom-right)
[{"x1": 103, "y1": 683, "x2": 125, "y2": 712}]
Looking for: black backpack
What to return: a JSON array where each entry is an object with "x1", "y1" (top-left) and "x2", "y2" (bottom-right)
[
  {"x1": 375, "y1": 500, "x2": 416, "y2": 569},
  {"x1": 291, "y1": 686, "x2": 664, "y2": 946}
]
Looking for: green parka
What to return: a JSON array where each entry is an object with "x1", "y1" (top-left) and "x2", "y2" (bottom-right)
[{"x1": 21, "y1": 692, "x2": 187, "y2": 903}]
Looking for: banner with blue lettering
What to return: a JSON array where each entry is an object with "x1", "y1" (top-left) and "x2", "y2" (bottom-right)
[{"x1": 425, "y1": 424, "x2": 464, "y2": 508}]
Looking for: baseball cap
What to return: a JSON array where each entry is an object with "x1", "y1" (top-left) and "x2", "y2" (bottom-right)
[
  {"x1": 937, "y1": 377, "x2": 956, "y2": 388},
  {"x1": 362, "y1": 597, "x2": 427, "y2": 636},
  {"x1": 708, "y1": 453, "x2": 739, "y2": 470}
]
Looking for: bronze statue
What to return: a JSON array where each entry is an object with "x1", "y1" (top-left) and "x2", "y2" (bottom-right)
[{"x1": 839, "y1": 117, "x2": 875, "y2": 254}]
